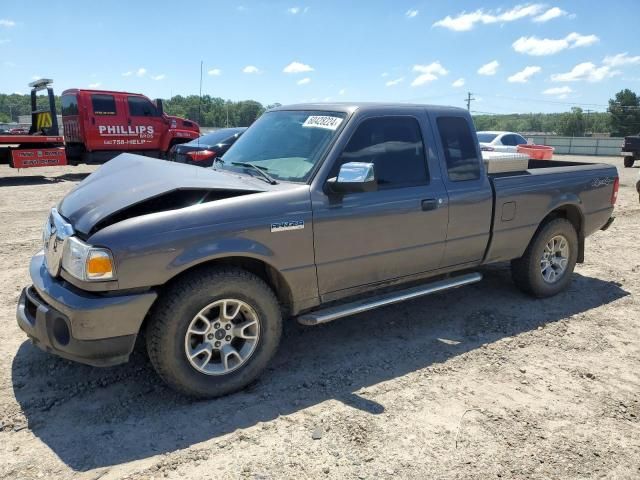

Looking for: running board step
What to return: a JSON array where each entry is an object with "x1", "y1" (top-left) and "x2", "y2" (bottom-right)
[{"x1": 297, "y1": 272, "x2": 483, "y2": 326}]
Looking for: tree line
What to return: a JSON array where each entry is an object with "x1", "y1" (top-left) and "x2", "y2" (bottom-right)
[{"x1": 1, "y1": 89, "x2": 638, "y2": 136}]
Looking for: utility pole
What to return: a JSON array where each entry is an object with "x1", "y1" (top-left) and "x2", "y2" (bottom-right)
[
  {"x1": 585, "y1": 109, "x2": 593, "y2": 135},
  {"x1": 465, "y1": 92, "x2": 475, "y2": 111}
]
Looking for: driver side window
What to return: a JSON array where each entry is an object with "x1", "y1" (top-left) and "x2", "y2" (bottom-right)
[
  {"x1": 332, "y1": 116, "x2": 429, "y2": 189},
  {"x1": 127, "y1": 96, "x2": 159, "y2": 117}
]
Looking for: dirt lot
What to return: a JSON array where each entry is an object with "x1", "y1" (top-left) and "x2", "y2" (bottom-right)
[{"x1": 0, "y1": 156, "x2": 638, "y2": 480}]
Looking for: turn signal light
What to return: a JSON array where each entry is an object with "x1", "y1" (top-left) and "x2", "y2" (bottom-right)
[
  {"x1": 611, "y1": 177, "x2": 619, "y2": 205},
  {"x1": 86, "y1": 251, "x2": 114, "y2": 279}
]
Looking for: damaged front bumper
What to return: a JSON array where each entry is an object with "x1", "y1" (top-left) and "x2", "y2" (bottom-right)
[{"x1": 16, "y1": 252, "x2": 157, "y2": 367}]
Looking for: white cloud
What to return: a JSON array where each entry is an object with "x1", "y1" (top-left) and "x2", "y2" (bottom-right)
[
  {"x1": 507, "y1": 65, "x2": 541, "y2": 83},
  {"x1": 88, "y1": 82, "x2": 102, "y2": 88},
  {"x1": 478, "y1": 60, "x2": 499, "y2": 76},
  {"x1": 381, "y1": 72, "x2": 389, "y2": 77},
  {"x1": 122, "y1": 71, "x2": 132, "y2": 77},
  {"x1": 512, "y1": 32, "x2": 599, "y2": 56},
  {"x1": 151, "y1": 74, "x2": 165, "y2": 81},
  {"x1": 452, "y1": 78, "x2": 465, "y2": 88},
  {"x1": 0, "y1": 38, "x2": 10, "y2": 44},
  {"x1": 243, "y1": 65, "x2": 261, "y2": 74},
  {"x1": 283, "y1": 61, "x2": 314, "y2": 73},
  {"x1": 411, "y1": 62, "x2": 448, "y2": 86},
  {"x1": 0, "y1": 19, "x2": 16, "y2": 27},
  {"x1": 207, "y1": 68, "x2": 222, "y2": 76},
  {"x1": 136, "y1": 68, "x2": 147, "y2": 77},
  {"x1": 543, "y1": 86, "x2": 572, "y2": 95},
  {"x1": 533, "y1": 7, "x2": 566, "y2": 22},
  {"x1": 433, "y1": 4, "x2": 544, "y2": 31},
  {"x1": 406, "y1": 9, "x2": 419, "y2": 18},
  {"x1": 385, "y1": 77, "x2": 404, "y2": 87},
  {"x1": 287, "y1": 6, "x2": 308, "y2": 14},
  {"x1": 551, "y1": 62, "x2": 617, "y2": 82},
  {"x1": 339, "y1": 88, "x2": 346, "y2": 95},
  {"x1": 603, "y1": 52, "x2": 640, "y2": 67},
  {"x1": 297, "y1": 77, "x2": 311, "y2": 85}
]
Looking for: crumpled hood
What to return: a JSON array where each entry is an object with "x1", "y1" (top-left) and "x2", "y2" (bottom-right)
[{"x1": 59, "y1": 154, "x2": 269, "y2": 235}]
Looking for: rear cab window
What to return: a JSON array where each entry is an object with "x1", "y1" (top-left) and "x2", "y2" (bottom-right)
[
  {"x1": 61, "y1": 94, "x2": 78, "y2": 116},
  {"x1": 437, "y1": 116, "x2": 481, "y2": 182},
  {"x1": 91, "y1": 94, "x2": 117, "y2": 116}
]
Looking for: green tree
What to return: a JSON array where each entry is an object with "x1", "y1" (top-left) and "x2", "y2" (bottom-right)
[
  {"x1": 557, "y1": 107, "x2": 586, "y2": 136},
  {"x1": 609, "y1": 89, "x2": 640, "y2": 136}
]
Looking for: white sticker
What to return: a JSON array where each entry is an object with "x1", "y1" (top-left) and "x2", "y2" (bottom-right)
[{"x1": 302, "y1": 115, "x2": 343, "y2": 130}]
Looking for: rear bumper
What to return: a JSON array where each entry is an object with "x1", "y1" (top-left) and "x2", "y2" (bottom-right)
[
  {"x1": 16, "y1": 252, "x2": 157, "y2": 367},
  {"x1": 620, "y1": 151, "x2": 633, "y2": 157}
]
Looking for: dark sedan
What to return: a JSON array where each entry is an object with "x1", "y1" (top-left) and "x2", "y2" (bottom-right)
[{"x1": 167, "y1": 127, "x2": 246, "y2": 167}]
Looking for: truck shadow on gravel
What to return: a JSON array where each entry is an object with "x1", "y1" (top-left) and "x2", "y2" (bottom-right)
[
  {"x1": 0, "y1": 172, "x2": 90, "y2": 187},
  {"x1": 11, "y1": 266, "x2": 628, "y2": 471}
]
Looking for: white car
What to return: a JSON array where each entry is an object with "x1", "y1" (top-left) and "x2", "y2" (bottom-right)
[{"x1": 477, "y1": 131, "x2": 529, "y2": 153}]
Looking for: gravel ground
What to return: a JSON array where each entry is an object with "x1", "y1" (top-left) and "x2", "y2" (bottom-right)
[{"x1": 0, "y1": 156, "x2": 638, "y2": 480}]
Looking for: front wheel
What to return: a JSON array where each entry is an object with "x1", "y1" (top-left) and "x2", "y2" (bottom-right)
[
  {"x1": 624, "y1": 156, "x2": 635, "y2": 168},
  {"x1": 511, "y1": 218, "x2": 578, "y2": 298},
  {"x1": 146, "y1": 267, "x2": 282, "y2": 398}
]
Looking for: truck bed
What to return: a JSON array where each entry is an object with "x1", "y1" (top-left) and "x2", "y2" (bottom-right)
[
  {"x1": 0, "y1": 135, "x2": 64, "y2": 145},
  {"x1": 483, "y1": 158, "x2": 617, "y2": 264}
]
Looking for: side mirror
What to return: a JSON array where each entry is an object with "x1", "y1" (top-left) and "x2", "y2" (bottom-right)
[
  {"x1": 154, "y1": 98, "x2": 164, "y2": 116},
  {"x1": 326, "y1": 162, "x2": 377, "y2": 194}
]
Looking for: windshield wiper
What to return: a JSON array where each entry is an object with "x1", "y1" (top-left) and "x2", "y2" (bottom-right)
[{"x1": 230, "y1": 162, "x2": 278, "y2": 184}]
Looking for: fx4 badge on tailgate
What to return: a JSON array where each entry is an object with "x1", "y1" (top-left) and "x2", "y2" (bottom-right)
[{"x1": 271, "y1": 220, "x2": 304, "y2": 232}]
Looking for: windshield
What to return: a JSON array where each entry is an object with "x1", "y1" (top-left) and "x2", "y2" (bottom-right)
[
  {"x1": 221, "y1": 110, "x2": 347, "y2": 182},
  {"x1": 477, "y1": 133, "x2": 498, "y2": 143}
]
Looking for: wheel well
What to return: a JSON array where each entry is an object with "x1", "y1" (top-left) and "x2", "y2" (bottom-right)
[
  {"x1": 540, "y1": 204, "x2": 585, "y2": 262},
  {"x1": 160, "y1": 257, "x2": 294, "y2": 312},
  {"x1": 544, "y1": 205, "x2": 582, "y2": 234}
]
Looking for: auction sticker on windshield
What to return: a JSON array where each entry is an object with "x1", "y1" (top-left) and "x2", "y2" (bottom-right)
[{"x1": 302, "y1": 116, "x2": 343, "y2": 130}]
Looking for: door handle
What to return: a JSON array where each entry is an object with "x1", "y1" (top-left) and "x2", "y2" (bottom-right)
[
  {"x1": 91, "y1": 117, "x2": 95, "y2": 125},
  {"x1": 421, "y1": 198, "x2": 439, "y2": 211}
]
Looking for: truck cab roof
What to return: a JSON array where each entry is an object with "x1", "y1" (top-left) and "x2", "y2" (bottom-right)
[
  {"x1": 61, "y1": 88, "x2": 147, "y2": 97},
  {"x1": 268, "y1": 102, "x2": 468, "y2": 116}
]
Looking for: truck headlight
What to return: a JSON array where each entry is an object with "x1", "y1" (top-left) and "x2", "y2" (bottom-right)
[{"x1": 62, "y1": 237, "x2": 116, "y2": 281}]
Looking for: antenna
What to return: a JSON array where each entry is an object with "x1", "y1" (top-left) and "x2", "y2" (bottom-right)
[
  {"x1": 465, "y1": 92, "x2": 475, "y2": 111},
  {"x1": 198, "y1": 60, "x2": 203, "y2": 126},
  {"x1": 197, "y1": 60, "x2": 203, "y2": 149}
]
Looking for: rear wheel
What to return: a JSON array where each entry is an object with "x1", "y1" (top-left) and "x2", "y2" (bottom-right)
[
  {"x1": 511, "y1": 218, "x2": 578, "y2": 298},
  {"x1": 624, "y1": 156, "x2": 634, "y2": 168},
  {"x1": 146, "y1": 267, "x2": 282, "y2": 398}
]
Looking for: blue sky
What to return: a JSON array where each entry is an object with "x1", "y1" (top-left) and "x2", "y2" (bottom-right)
[{"x1": 1, "y1": 0, "x2": 639, "y2": 113}]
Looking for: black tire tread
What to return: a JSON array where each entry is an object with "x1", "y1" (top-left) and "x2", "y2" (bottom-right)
[
  {"x1": 511, "y1": 218, "x2": 578, "y2": 298},
  {"x1": 146, "y1": 266, "x2": 281, "y2": 398}
]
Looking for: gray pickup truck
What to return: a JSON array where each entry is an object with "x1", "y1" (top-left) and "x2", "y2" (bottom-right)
[{"x1": 17, "y1": 103, "x2": 618, "y2": 397}]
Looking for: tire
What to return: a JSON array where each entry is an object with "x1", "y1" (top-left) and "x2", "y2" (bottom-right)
[
  {"x1": 511, "y1": 218, "x2": 578, "y2": 298},
  {"x1": 624, "y1": 156, "x2": 634, "y2": 168},
  {"x1": 146, "y1": 267, "x2": 282, "y2": 398}
]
